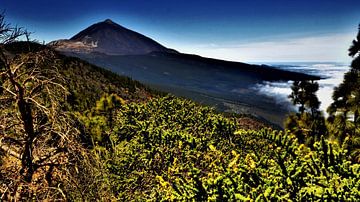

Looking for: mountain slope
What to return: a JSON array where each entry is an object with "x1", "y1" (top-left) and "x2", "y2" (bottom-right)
[
  {"x1": 67, "y1": 51, "x2": 320, "y2": 125},
  {"x1": 49, "y1": 19, "x2": 321, "y2": 125},
  {"x1": 1, "y1": 42, "x2": 359, "y2": 201},
  {"x1": 5, "y1": 42, "x2": 154, "y2": 110},
  {"x1": 49, "y1": 19, "x2": 176, "y2": 55}
]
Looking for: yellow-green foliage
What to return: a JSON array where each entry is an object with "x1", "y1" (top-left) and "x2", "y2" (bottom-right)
[{"x1": 85, "y1": 96, "x2": 360, "y2": 201}]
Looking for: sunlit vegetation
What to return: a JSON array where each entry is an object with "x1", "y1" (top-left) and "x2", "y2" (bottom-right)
[
  {"x1": 86, "y1": 95, "x2": 359, "y2": 201},
  {"x1": 327, "y1": 25, "x2": 360, "y2": 162},
  {"x1": 0, "y1": 14, "x2": 359, "y2": 201}
]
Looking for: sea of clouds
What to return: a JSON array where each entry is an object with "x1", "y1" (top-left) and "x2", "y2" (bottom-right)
[{"x1": 252, "y1": 62, "x2": 350, "y2": 114}]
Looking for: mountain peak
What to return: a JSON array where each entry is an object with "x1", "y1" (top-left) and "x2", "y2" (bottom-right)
[
  {"x1": 50, "y1": 19, "x2": 177, "y2": 55},
  {"x1": 103, "y1": 19, "x2": 115, "y2": 24}
]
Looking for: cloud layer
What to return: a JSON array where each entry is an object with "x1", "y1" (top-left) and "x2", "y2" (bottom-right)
[{"x1": 173, "y1": 32, "x2": 355, "y2": 62}]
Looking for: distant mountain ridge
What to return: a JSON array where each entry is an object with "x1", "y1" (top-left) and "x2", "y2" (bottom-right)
[
  {"x1": 49, "y1": 19, "x2": 177, "y2": 55},
  {"x1": 49, "y1": 19, "x2": 321, "y2": 126}
]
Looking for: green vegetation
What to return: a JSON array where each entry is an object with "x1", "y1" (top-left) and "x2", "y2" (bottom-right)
[
  {"x1": 0, "y1": 14, "x2": 359, "y2": 201},
  {"x1": 86, "y1": 96, "x2": 359, "y2": 201},
  {"x1": 285, "y1": 25, "x2": 360, "y2": 163},
  {"x1": 327, "y1": 25, "x2": 360, "y2": 162},
  {"x1": 285, "y1": 80, "x2": 327, "y2": 146}
]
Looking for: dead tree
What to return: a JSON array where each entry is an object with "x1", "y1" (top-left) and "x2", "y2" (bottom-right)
[{"x1": 0, "y1": 13, "x2": 81, "y2": 199}]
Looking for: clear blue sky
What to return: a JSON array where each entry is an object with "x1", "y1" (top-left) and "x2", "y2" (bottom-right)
[{"x1": 2, "y1": 0, "x2": 360, "y2": 62}]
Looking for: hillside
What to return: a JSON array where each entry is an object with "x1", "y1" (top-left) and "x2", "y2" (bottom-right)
[
  {"x1": 69, "y1": 51, "x2": 320, "y2": 125},
  {"x1": 4, "y1": 42, "x2": 153, "y2": 109},
  {"x1": 1, "y1": 41, "x2": 359, "y2": 201},
  {"x1": 49, "y1": 19, "x2": 321, "y2": 126}
]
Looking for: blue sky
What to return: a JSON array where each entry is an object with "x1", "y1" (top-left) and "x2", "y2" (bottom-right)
[{"x1": 2, "y1": 0, "x2": 360, "y2": 62}]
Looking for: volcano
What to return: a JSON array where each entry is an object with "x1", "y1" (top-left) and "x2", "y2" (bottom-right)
[
  {"x1": 49, "y1": 19, "x2": 321, "y2": 126},
  {"x1": 49, "y1": 19, "x2": 176, "y2": 55}
]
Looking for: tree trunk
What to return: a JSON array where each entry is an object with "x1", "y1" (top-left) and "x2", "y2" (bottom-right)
[
  {"x1": 5, "y1": 61, "x2": 37, "y2": 182},
  {"x1": 354, "y1": 110, "x2": 359, "y2": 135},
  {"x1": 17, "y1": 85, "x2": 36, "y2": 182}
]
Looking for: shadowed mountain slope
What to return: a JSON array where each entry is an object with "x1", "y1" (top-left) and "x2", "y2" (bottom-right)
[
  {"x1": 49, "y1": 19, "x2": 321, "y2": 126},
  {"x1": 49, "y1": 19, "x2": 176, "y2": 55}
]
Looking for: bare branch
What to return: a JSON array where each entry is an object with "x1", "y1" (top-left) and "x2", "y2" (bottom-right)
[
  {"x1": 0, "y1": 142, "x2": 21, "y2": 159},
  {"x1": 35, "y1": 148, "x2": 66, "y2": 165},
  {"x1": 1, "y1": 86, "x2": 17, "y2": 96}
]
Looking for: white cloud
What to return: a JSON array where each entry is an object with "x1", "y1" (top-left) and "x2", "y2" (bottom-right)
[{"x1": 172, "y1": 32, "x2": 355, "y2": 63}]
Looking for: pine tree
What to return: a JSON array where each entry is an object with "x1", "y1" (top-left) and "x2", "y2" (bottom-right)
[
  {"x1": 327, "y1": 24, "x2": 360, "y2": 161},
  {"x1": 286, "y1": 80, "x2": 326, "y2": 145},
  {"x1": 328, "y1": 25, "x2": 360, "y2": 136}
]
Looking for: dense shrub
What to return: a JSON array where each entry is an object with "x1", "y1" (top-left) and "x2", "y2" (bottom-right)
[{"x1": 87, "y1": 96, "x2": 360, "y2": 201}]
